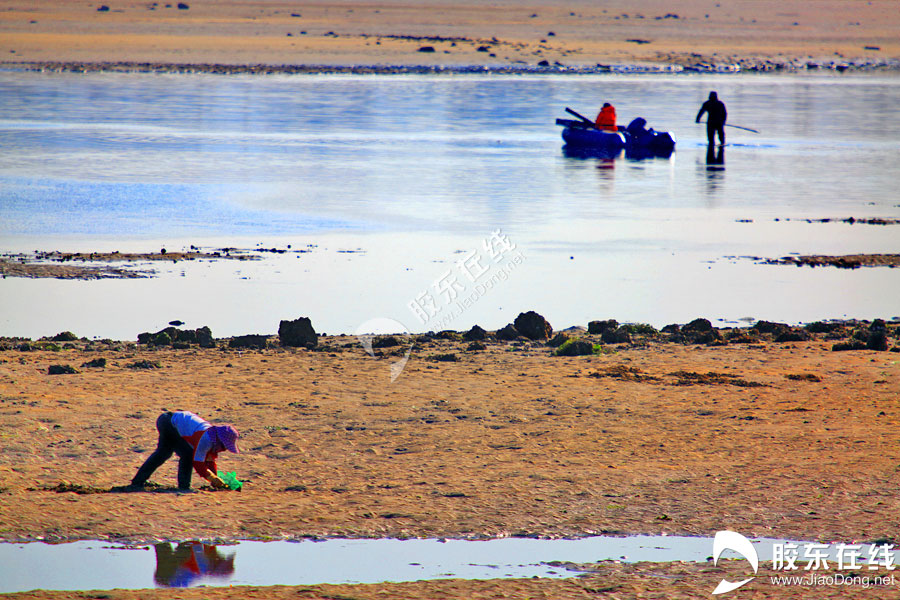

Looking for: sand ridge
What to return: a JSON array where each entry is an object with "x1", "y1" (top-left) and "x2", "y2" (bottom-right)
[{"x1": 1, "y1": 0, "x2": 898, "y2": 71}]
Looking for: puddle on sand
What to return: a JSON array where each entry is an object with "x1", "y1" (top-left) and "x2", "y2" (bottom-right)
[{"x1": 0, "y1": 535, "x2": 876, "y2": 592}]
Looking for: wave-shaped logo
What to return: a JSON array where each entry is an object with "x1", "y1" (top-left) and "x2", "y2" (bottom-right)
[
  {"x1": 712, "y1": 530, "x2": 759, "y2": 595},
  {"x1": 355, "y1": 318, "x2": 412, "y2": 383}
]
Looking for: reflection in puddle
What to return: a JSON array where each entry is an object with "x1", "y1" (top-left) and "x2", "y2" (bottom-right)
[
  {"x1": 153, "y1": 542, "x2": 235, "y2": 588},
  {"x1": 0, "y1": 534, "x2": 879, "y2": 593}
]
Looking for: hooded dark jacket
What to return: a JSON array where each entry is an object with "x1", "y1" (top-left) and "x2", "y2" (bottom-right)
[{"x1": 696, "y1": 92, "x2": 727, "y2": 126}]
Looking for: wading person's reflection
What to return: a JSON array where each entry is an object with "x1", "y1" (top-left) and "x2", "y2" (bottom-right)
[
  {"x1": 154, "y1": 541, "x2": 235, "y2": 587},
  {"x1": 706, "y1": 143, "x2": 725, "y2": 167}
]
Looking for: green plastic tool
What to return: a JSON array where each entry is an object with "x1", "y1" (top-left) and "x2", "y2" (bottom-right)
[{"x1": 217, "y1": 470, "x2": 243, "y2": 491}]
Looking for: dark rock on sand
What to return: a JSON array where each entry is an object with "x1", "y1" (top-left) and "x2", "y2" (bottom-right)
[
  {"x1": 588, "y1": 320, "x2": 619, "y2": 335},
  {"x1": 127, "y1": 359, "x2": 162, "y2": 369},
  {"x1": 466, "y1": 341, "x2": 486, "y2": 351},
  {"x1": 97, "y1": 5, "x2": 110, "y2": 12},
  {"x1": 418, "y1": 46, "x2": 436, "y2": 53},
  {"x1": 752, "y1": 320, "x2": 792, "y2": 336},
  {"x1": 775, "y1": 329, "x2": 811, "y2": 343},
  {"x1": 495, "y1": 324, "x2": 520, "y2": 341},
  {"x1": 725, "y1": 329, "x2": 758, "y2": 344},
  {"x1": 372, "y1": 335, "x2": 401, "y2": 349},
  {"x1": 696, "y1": 330, "x2": 724, "y2": 345},
  {"x1": 194, "y1": 326, "x2": 215, "y2": 348},
  {"x1": 661, "y1": 324, "x2": 681, "y2": 334},
  {"x1": 513, "y1": 311, "x2": 552, "y2": 340},
  {"x1": 434, "y1": 330, "x2": 462, "y2": 341},
  {"x1": 601, "y1": 327, "x2": 632, "y2": 344},
  {"x1": 867, "y1": 320, "x2": 889, "y2": 351},
  {"x1": 177, "y1": 2, "x2": 189, "y2": 9},
  {"x1": 547, "y1": 332, "x2": 570, "y2": 348},
  {"x1": 463, "y1": 325, "x2": 487, "y2": 341},
  {"x1": 278, "y1": 317, "x2": 318, "y2": 348},
  {"x1": 683, "y1": 318, "x2": 713, "y2": 332},
  {"x1": 80, "y1": 357, "x2": 107, "y2": 368},
  {"x1": 48, "y1": 364, "x2": 78, "y2": 375},
  {"x1": 832, "y1": 340, "x2": 868, "y2": 351},
  {"x1": 229, "y1": 335, "x2": 270, "y2": 349},
  {"x1": 51, "y1": 331, "x2": 78, "y2": 342},
  {"x1": 804, "y1": 321, "x2": 844, "y2": 334}
]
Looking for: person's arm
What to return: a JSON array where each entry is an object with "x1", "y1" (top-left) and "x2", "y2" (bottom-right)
[
  {"x1": 696, "y1": 102, "x2": 707, "y2": 123},
  {"x1": 194, "y1": 432, "x2": 227, "y2": 488}
]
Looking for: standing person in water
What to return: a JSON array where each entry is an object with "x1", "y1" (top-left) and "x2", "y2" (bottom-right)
[
  {"x1": 131, "y1": 410, "x2": 239, "y2": 491},
  {"x1": 595, "y1": 102, "x2": 617, "y2": 131},
  {"x1": 696, "y1": 91, "x2": 727, "y2": 146}
]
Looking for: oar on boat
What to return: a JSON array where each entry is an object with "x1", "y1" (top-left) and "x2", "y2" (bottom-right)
[{"x1": 565, "y1": 107, "x2": 597, "y2": 127}]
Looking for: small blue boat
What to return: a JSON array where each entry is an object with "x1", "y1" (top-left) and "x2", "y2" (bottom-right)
[
  {"x1": 556, "y1": 115, "x2": 676, "y2": 158},
  {"x1": 559, "y1": 123, "x2": 626, "y2": 153}
]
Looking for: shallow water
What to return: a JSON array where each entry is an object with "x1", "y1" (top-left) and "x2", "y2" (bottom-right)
[
  {"x1": 0, "y1": 535, "x2": 873, "y2": 592},
  {"x1": 1, "y1": 71, "x2": 899, "y2": 338}
]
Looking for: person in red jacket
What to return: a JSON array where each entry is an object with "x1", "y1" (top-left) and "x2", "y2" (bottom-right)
[
  {"x1": 595, "y1": 103, "x2": 617, "y2": 131},
  {"x1": 130, "y1": 411, "x2": 239, "y2": 491}
]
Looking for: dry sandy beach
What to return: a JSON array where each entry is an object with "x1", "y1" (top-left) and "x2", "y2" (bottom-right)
[
  {"x1": 1, "y1": 0, "x2": 898, "y2": 71},
  {"x1": 1, "y1": 321, "x2": 900, "y2": 597}
]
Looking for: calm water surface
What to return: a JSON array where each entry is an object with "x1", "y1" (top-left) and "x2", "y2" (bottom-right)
[
  {"x1": 0, "y1": 535, "x2": 862, "y2": 592},
  {"x1": 1, "y1": 71, "x2": 898, "y2": 338}
]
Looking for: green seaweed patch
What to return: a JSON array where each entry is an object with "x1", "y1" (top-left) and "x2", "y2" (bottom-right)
[
  {"x1": 618, "y1": 323, "x2": 659, "y2": 335},
  {"x1": 34, "y1": 342, "x2": 63, "y2": 352},
  {"x1": 554, "y1": 338, "x2": 610, "y2": 356}
]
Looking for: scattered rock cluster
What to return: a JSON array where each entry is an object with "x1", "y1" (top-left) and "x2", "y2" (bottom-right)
[
  {"x1": 13, "y1": 57, "x2": 898, "y2": 78},
  {"x1": 3, "y1": 314, "x2": 899, "y2": 365},
  {"x1": 137, "y1": 326, "x2": 214, "y2": 348},
  {"x1": 446, "y1": 312, "x2": 900, "y2": 354}
]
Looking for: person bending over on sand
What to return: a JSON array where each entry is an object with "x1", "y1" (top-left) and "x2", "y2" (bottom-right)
[
  {"x1": 595, "y1": 102, "x2": 617, "y2": 131},
  {"x1": 131, "y1": 410, "x2": 239, "y2": 491},
  {"x1": 696, "y1": 91, "x2": 727, "y2": 146}
]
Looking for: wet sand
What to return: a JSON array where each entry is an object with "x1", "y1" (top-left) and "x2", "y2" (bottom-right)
[
  {"x1": 5, "y1": 561, "x2": 897, "y2": 599},
  {"x1": 0, "y1": 250, "x2": 260, "y2": 280},
  {"x1": 1, "y1": 322, "x2": 899, "y2": 596},
  {"x1": 1, "y1": 0, "x2": 898, "y2": 71}
]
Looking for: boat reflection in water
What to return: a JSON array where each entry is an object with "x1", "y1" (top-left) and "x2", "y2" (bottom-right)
[{"x1": 154, "y1": 542, "x2": 235, "y2": 588}]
